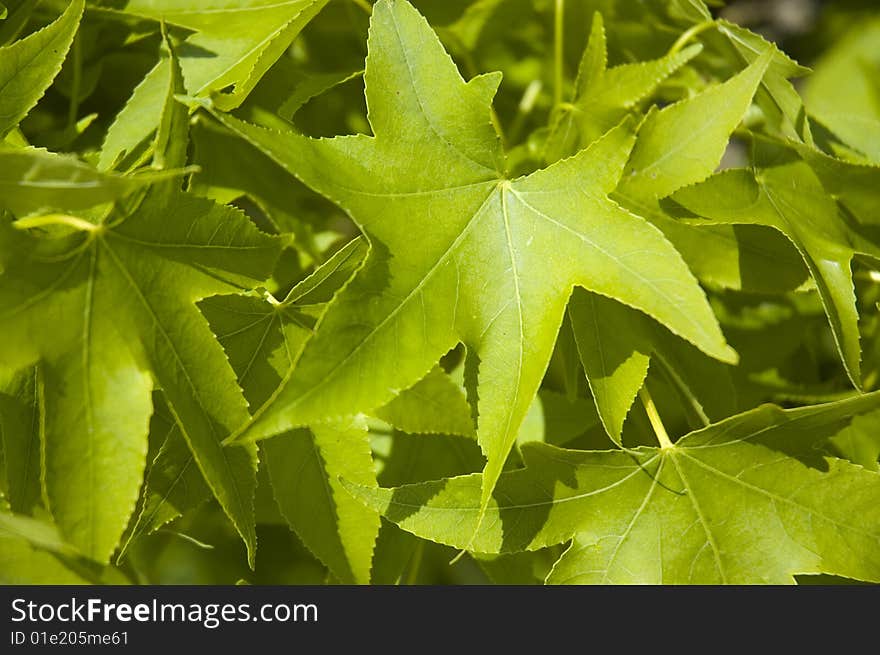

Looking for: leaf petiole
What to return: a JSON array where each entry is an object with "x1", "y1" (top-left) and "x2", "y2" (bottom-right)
[
  {"x1": 667, "y1": 20, "x2": 715, "y2": 57},
  {"x1": 553, "y1": 0, "x2": 565, "y2": 108},
  {"x1": 13, "y1": 213, "x2": 101, "y2": 233},
  {"x1": 639, "y1": 387, "x2": 674, "y2": 449}
]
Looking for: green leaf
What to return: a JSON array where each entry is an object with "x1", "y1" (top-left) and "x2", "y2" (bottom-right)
[
  {"x1": 202, "y1": 242, "x2": 379, "y2": 583},
  {"x1": 643, "y1": 216, "x2": 809, "y2": 294},
  {"x1": 284, "y1": 236, "x2": 369, "y2": 306},
  {"x1": 790, "y1": 140, "x2": 880, "y2": 226},
  {"x1": 40, "y1": 306, "x2": 153, "y2": 563},
  {"x1": 241, "y1": 65, "x2": 363, "y2": 129},
  {"x1": 98, "y1": 1, "x2": 328, "y2": 170},
  {"x1": 0, "y1": 39, "x2": 275, "y2": 564},
  {"x1": 0, "y1": 190, "x2": 277, "y2": 564},
  {"x1": 603, "y1": 43, "x2": 795, "y2": 299},
  {"x1": 0, "y1": 147, "x2": 184, "y2": 217},
  {"x1": 117, "y1": 395, "x2": 212, "y2": 561},
  {"x1": 570, "y1": 289, "x2": 738, "y2": 445},
  {"x1": 616, "y1": 46, "x2": 773, "y2": 203},
  {"x1": 207, "y1": 1, "x2": 331, "y2": 111},
  {"x1": 545, "y1": 12, "x2": 702, "y2": 163},
  {"x1": 152, "y1": 26, "x2": 190, "y2": 177},
  {"x1": 0, "y1": 511, "x2": 88, "y2": 583},
  {"x1": 0, "y1": 366, "x2": 42, "y2": 513},
  {"x1": 265, "y1": 419, "x2": 379, "y2": 584},
  {"x1": 804, "y1": 18, "x2": 880, "y2": 162},
  {"x1": 0, "y1": 509, "x2": 129, "y2": 583},
  {"x1": 98, "y1": 60, "x2": 171, "y2": 172},
  {"x1": 569, "y1": 290, "x2": 651, "y2": 444},
  {"x1": 830, "y1": 410, "x2": 880, "y2": 472},
  {"x1": 347, "y1": 393, "x2": 880, "y2": 584},
  {"x1": 0, "y1": 0, "x2": 83, "y2": 137},
  {"x1": 375, "y1": 367, "x2": 475, "y2": 437},
  {"x1": 0, "y1": 509, "x2": 78, "y2": 557},
  {"x1": 215, "y1": 0, "x2": 734, "y2": 524},
  {"x1": 672, "y1": 141, "x2": 880, "y2": 387},
  {"x1": 370, "y1": 428, "x2": 484, "y2": 584},
  {"x1": 104, "y1": 0, "x2": 328, "y2": 107},
  {"x1": 710, "y1": 20, "x2": 812, "y2": 143}
]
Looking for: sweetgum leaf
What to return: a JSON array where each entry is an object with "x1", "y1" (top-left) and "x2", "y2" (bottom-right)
[
  {"x1": 99, "y1": 0, "x2": 328, "y2": 122},
  {"x1": 190, "y1": 117, "x2": 328, "y2": 255},
  {"x1": 603, "y1": 43, "x2": 806, "y2": 296},
  {"x1": 556, "y1": 41, "x2": 770, "y2": 445},
  {"x1": 673, "y1": 140, "x2": 880, "y2": 387},
  {"x1": 97, "y1": 0, "x2": 327, "y2": 170},
  {"x1": 98, "y1": 60, "x2": 172, "y2": 172},
  {"x1": 0, "y1": 0, "x2": 83, "y2": 137},
  {"x1": 265, "y1": 419, "x2": 379, "y2": 585},
  {"x1": 545, "y1": 12, "x2": 702, "y2": 163},
  {"x1": 347, "y1": 393, "x2": 880, "y2": 584},
  {"x1": 0, "y1": 65, "x2": 279, "y2": 564},
  {"x1": 215, "y1": 0, "x2": 734, "y2": 521},
  {"x1": 201, "y1": 241, "x2": 379, "y2": 583},
  {"x1": 710, "y1": 20, "x2": 812, "y2": 143},
  {"x1": 39, "y1": 305, "x2": 154, "y2": 564},
  {"x1": 568, "y1": 290, "x2": 651, "y2": 444},
  {"x1": 616, "y1": 46, "x2": 773, "y2": 203},
  {"x1": 790, "y1": 139, "x2": 880, "y2": 226}
]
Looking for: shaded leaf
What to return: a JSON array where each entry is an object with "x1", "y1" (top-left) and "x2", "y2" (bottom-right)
[
  {"x1": 348, "y1": 393, "x2": 880, "y2": 584},
  {"x1": 0, "y1": 0, "x2": 83, "y2": 137}
]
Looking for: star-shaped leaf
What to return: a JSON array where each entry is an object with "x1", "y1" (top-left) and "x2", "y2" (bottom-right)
[
  {"x1": 346, "y1": 393, "x2": 880, "y2": 584},
  {"x1": 0, "y1": 187, "x2": 277, "y2": 563},
  {"x1": 0, "y1": 44, "x2": 279, "y2": 562},
  {"x1": 594, "y1": 41, "x2": 801, "y2": 298},
  {"x1": 200, "y1": 238, "x2": 379, "y2": 584},
  {"x1": 214, "y1": 0, "x2": 735, "y2": 517}
]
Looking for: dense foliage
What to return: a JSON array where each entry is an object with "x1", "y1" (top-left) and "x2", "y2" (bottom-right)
[{"x1": 1, "y1": 0, "x2": 879, "y2": 585}]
